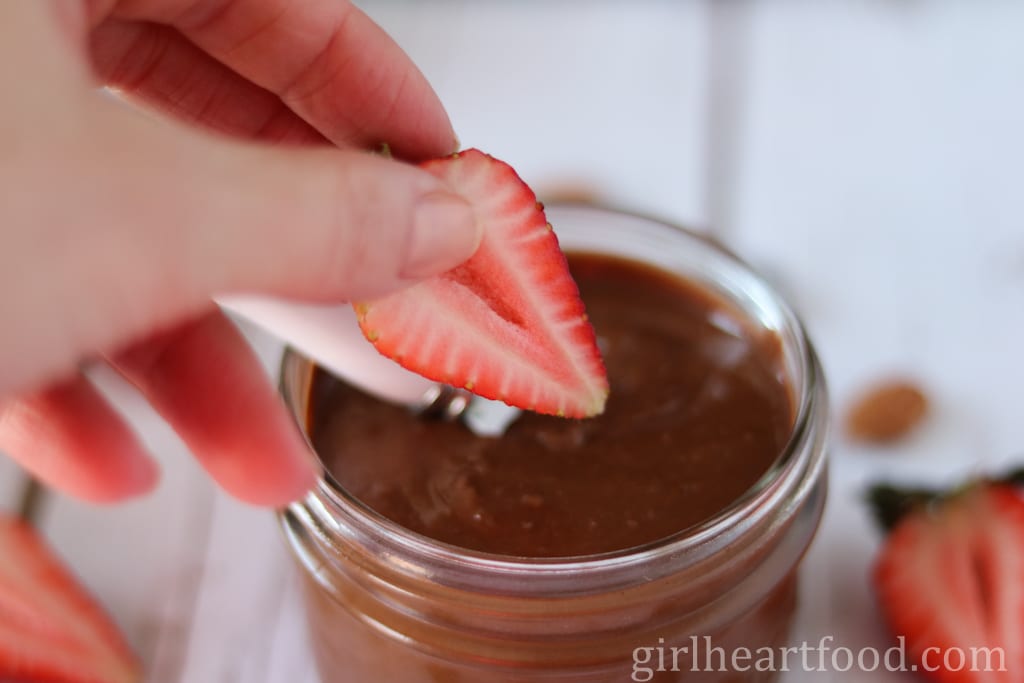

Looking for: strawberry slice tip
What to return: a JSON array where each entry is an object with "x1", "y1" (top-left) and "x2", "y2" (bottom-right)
[
  {"x1": 0, "y1": 514, "x2": 140, "y2": 683},
  {"x1": 354, "y1": 149, "x2": 609, "y2": 418}
]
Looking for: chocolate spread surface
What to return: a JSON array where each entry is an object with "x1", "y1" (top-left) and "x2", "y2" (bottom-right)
[{"x1": 310, "y1": 253, "x2": 794, "y2": 557}]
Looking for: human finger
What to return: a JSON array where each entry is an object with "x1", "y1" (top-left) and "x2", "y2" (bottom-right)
[
  {"x1": 90, "y1": 19, "x2": 324, "y2": 145},
  {"x1": 0, "y1": 376, "x2": 159, "y2": 503},
  {"x1": 93, "y1": 0, "x2": 456, "y2": 159},
  {"x1": 110, "y1": 311, "x2": 316, "y2": 506},
  {"x1": 0, "y1": 94, "x2": 478, "y2": 397}
]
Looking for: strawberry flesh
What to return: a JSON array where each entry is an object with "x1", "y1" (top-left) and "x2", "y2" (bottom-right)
[
  {"x1": 873, "y1": 485, "x2": 1024, "y2": 682},
  {"x1": 355, "y1": 149, "x2": 609, "y2": 418},
  {"x1": 0, "y1": 515, "x2": 140, "y2": 683}
]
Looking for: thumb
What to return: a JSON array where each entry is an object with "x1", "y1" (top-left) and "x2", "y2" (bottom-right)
[
  {"x1": 1, "y1": 95, "x2": 482, "y2": 393},
  {"x1": 83, "y1": 96, "x2": 482, "y2": 308},
  {"x1": 184, "y1": 141, "x2": 483, "y2": 303}
]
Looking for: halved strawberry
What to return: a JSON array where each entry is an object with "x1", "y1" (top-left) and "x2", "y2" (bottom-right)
[
  {"x1": 355, "y1": 149, "x2": 609, "y2": 418},
  {"x1": 0, "y1": 514, "x2": 140, "y2": 683},
  {"x1": 870, "y1": 481, "x2": 1024, "y2": 682}
]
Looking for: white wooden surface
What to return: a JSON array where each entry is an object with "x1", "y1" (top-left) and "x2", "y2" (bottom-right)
[{"x1": 2, "y1": 2, "x2": 1024, "y2": 681}]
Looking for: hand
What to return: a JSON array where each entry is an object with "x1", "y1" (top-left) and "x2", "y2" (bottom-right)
[{"x1": 0, "y1": 0, "x2": 481, "y2": 506}]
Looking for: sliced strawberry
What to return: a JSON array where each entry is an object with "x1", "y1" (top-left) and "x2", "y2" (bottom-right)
[
  {"x1": 0, "y1": 515, "x2": 140, "y2": 683},
  {"x1": 354, "y1": 149, "x2": 608, "y2": 418},
  {"x1": 872, "y1": 484, "x2": 1024, "y2": 682}
]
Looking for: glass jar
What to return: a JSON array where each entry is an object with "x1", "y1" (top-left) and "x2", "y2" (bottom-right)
[{"x1": 278, "y1": 206, "x2": 829, "y2": 682}]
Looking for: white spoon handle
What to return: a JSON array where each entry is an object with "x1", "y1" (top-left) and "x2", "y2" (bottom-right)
[{"x1": 218, "y1": 296, "x2": 435, "y2": 406}]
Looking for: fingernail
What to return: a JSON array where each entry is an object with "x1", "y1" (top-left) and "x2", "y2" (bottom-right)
[
  {"x1": 403, "y1": 191, "x2": 480, "y2": 280},
  {"x1": 96, "y1": 453, "x2": 160, "y2": 504},
  {"x1": 122, "y1": 454, "x2": 161, "y2": 498}
]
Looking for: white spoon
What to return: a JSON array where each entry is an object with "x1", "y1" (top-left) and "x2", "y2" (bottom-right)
[{"x1": 218, "y1": 296, "x2": 520, "y2": 436}]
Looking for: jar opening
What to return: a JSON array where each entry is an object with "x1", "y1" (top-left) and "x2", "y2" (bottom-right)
[{"x1": 281, "y1": 207, "x2": 828, "y2": 586}]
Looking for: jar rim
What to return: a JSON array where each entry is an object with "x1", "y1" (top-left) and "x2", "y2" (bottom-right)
[{"x1": 280, "y1": 206, "x2": 828, "y2": 584}]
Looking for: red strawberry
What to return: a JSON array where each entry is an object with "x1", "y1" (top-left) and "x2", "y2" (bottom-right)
[
  {"x1": 0, "y1": 514, "x2": 140, "y2": 683},
  {"x1": 870, "y1": 481, "x2": 1024, "y2": 682},
  {"x1": 355, "y1": 149, "x2": 609, "y2": 418}
]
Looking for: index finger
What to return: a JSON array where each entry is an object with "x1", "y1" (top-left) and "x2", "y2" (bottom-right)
[{"x1": 99, "y1": 0, "x2": 456, "y2": 159}]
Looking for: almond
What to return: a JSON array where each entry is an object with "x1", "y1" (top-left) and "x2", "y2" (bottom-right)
[{"x1": 846, "y1": 380, "x2": 929, "y2": 444}]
